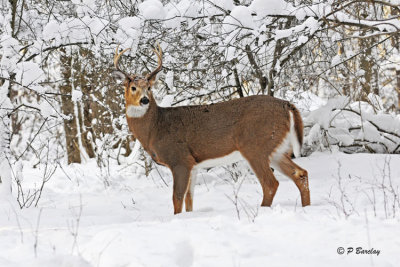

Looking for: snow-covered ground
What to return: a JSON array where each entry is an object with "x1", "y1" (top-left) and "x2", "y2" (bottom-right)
[{"x1": 1, "y1": 152, "x2": 399, "y2": 267}]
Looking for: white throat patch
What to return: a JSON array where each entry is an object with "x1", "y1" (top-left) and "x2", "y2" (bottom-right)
[{"x1": 126, "y1": 104, "x2": 149, "y2": 118}]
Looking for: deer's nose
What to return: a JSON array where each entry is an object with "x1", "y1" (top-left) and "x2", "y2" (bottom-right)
[{"x1": 140, "y1": 97, "x2": 149, "y2": 105}]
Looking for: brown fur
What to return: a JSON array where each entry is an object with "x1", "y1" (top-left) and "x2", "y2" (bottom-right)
[
  {"x1": 125, "y1": 94, "x2": 310, "y2": 214},
  {"x1": 115, "y1": 46, "x2": 310, "y2": 214}
]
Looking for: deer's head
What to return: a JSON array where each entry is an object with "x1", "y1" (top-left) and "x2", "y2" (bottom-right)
[{"x1": 114, "y1": 44, "x2": 162, "y2": 118}]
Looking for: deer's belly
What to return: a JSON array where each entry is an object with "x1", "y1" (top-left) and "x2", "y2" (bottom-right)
[{"x1": 193, "y1": 151, "x2": 244, "y2": 170}]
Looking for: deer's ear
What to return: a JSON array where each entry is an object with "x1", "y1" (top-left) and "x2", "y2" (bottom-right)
[
  {"x1": 148, "y1": 74, "x2": 157, "y2": 87},
  {"x1": 112, "y1": 70, "x2": 128, "y2": 82}
]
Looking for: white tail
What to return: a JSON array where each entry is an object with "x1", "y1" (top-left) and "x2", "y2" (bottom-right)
[{"x1": 290, "y1": 111, "x2": 301, "y2": 158}]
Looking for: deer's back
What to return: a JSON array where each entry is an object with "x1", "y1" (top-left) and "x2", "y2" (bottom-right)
[{"x1": 156, "y1": 95, "x2": 294, "y2": 162}]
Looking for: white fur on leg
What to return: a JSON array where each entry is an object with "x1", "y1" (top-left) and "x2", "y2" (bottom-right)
[
  {"x1": 289, "y1": 111, "x2": 301, "y2": 158},
  {"x1": 189, "y1": 169, "x2": 197, "y2": 197}
]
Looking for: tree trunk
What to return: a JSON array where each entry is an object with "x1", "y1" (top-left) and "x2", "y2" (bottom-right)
[
  {"x1": 359, "y1": 36, "x2": 373, "y2": 101},
  {"x1": 60, "y1": 49, "x2": 81, "y2": 164},
  {"x1": 391, "y1": 8, "x2": 400, "y2": 112},
  {"x1": 245, "y1": 45, "x2": 268, "y2": 95},
  {"x1": 76, "y1": 50, "x2": 95, "y2": 159},
  {"x1": 233, "y1": 67, "x2": 244, "y2": 97},
  {"x1": 77, "y1": 100, "x2": 95, "y2": 159},
  {"x1": 396, "y1": 70, "x2": 400, "y2": 112}
]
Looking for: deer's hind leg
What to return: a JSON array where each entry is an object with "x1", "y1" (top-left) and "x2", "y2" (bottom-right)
[
  {"x1": 240, "y1": 151, "x2": 279, "y2": 207},
  {"x1": 277, "y1": 154, "x2": 310, "y2": 207}
]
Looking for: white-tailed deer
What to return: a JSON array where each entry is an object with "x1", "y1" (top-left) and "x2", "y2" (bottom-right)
[{"x1": 113, "y1": 45, "x2": 310, "y2": 214}]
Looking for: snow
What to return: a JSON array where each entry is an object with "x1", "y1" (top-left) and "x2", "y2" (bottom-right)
[
  {"x1": 360, "y1": 121, "x2": 381, "y2": 141},
  {"x1": 164, "y1": 5, "x2": 181, "y2": 29},
  {"x1": 163, "y1": 0, "x2": 201, "y2": 28},
  {"x1": 160, "y1": 94, "x2": 175, "y2": 107},
  {"x1": 285, "y1": 91, "x2": 327, "y2": 112},
  {"x1": 225, "y1": 46, "x2": 235, "y2": 61},
  {"x1": 249, "y1": 0, "x2": 294, "y2": 18},
  {"x1": 42, "y1": 16, "x2": 109, "y2": 45},
  {"x1": 15, "y1": 62, "x2": 45, "y2": 86},
  {"x1": 0, "y1": 35, "x2": 20, "y2": 69},
  {"x1": 303, "y1": 96, "x2": 400, "y2": 153},
  {"x1": 0, "y1": 82, "x2": 12, "y2": 110},
  {"x1": 1, "y1": 152, "x2": 400, "y2": 266},
  {"x1": 82, "y1": 16, "x2": 107, "y2": 36},
  {"x1": 306, "y1": 124, "x2": 321, "y2": 146},
  {"x1": 223, "y1": 6, "x2": 255, "y2": 33},
  {"x1": 274, "y1": 16, "x2": 320, "y2": 42},
  {"x1": 165, "y1": 71, "x2": 174, "y2": 90},
  {"x1": 71, "y1": 89, "x2": 83, "y2": 102},
  {"x1": 306, "y1": 96, "x2": 349, "y2": 129},
  {"x1": 0, "y1": 160, "x2": 11, "y2": 196},
  {"x1": 174, "y1": 0, "x2": 200, "y2": 18},
  {"x1": 60, "y1": 19, "x2": 88, "y2": 43},
  {"x1": 331, "y1": 54, "x2": 342, "y2": 66},
  {"x1": 328, "y1": 128, "x2": 354, "y2": 146},
  {"x1": 297, "y1": 35, "x2": 308, "y2": 45},
  {"x1": 39, "y1": 101, "x2": 55, "y2": 118},
  {"x1": 139, "y1": 0, "x2": 166, "y2": 20},
  {"x1": 211, "y1": 0, "x2": 234, "y2": 11},
  {"x1": 118, "y1": 17, "x2": 142, "y2": 30},
  {"x1": 304, "y1": 17, "x2": 320, "y2": 34},
  {"x1": 117, "y1": 16, "x2": 142, "y2": 47},
  {"x1": 42, "y1": 20, "x2": 60, "y2": 41},
  {"x1": 275, "y1": 29, "x2": 292, "y2": 40}
]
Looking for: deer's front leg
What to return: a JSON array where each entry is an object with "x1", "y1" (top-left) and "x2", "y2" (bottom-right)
[
  {"x1": 185, "y1": 169, "x2": 197, "y2": 212},
  {"x1": 171, "y1": 165, "x2": 191, "y2": 214}
]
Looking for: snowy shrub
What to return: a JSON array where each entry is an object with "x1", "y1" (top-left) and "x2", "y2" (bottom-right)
[{"x1": 303, "y1": 95, "x2": 400, "y2": 154}]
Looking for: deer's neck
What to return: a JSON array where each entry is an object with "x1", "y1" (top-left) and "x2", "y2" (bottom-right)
[{"x1": 126, "y1": 98, "x2": 159, "y2": 149}]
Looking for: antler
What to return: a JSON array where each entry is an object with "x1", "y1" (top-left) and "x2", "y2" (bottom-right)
[
  {"x1": 146, "y1": 43, "x2": 163, "y2": 81},
  {"x1": 114, "y1": 45, "x2": 131, "y2": 78}
]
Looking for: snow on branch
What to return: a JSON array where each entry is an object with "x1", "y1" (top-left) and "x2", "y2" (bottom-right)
[{"x1": 304, "y1": 96, "x2": 400, "y2": 154}]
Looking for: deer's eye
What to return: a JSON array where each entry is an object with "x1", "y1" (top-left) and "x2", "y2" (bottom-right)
[
  {"x1": 131, "y1": 86, "x2": 136, "y2": 92},
  {"x1": 147, "y1": 87, "x2": 151, "y2": 91}
]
